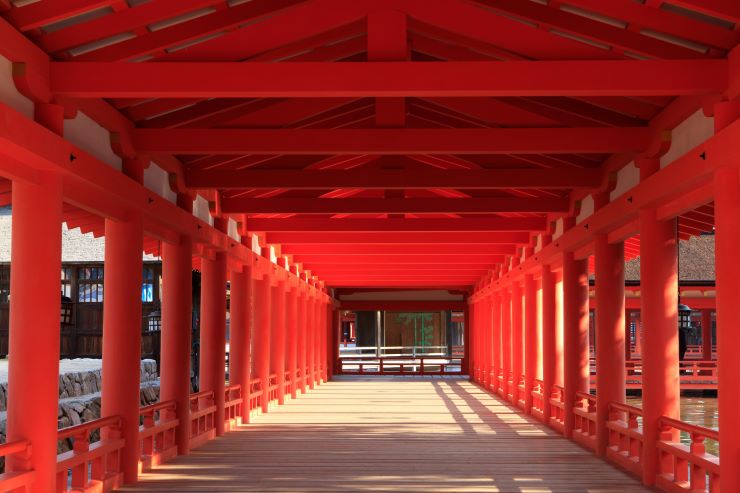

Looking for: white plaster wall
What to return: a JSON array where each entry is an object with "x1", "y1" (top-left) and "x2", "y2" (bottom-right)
[
  {"x1": 534, "y1": 233, "x2": 543, "y2": 253},
  {"x1": 251, "y1": 234, "x2": 262, "y2": 255},
  {"x1": 143, "y1": 163, "x2": 176, "y2": 204},
  {"x1": 661, "y1": 110, "x2": 714, "y2": 168},
  {"x1": 552, "y1": 217, "x2": 564, "y2": 241},
  {"x1": 610, "y1": 161, "x2": 639, "y2": 201},
  {"x1": 576, "y1": 194, "x2": 594, "y2": 224},
  {"x1": 192, "y1": 194, "x2": 214, "y2": 226},
  {"x1": 64, "y1": 111, "x2": 122, "y2": 170},
  {"x1": 0, "y1": 56, "x2": 33, "y2": 117},
  {"x1": 227, "y1": 217, "x2": 240, "y2": 242}
]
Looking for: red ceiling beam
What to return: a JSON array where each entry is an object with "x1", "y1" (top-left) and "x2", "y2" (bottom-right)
[
  {"x1": 49, "y1": 60, "x2": 728, "y2": 98},
  {"x1": 266, "y1": 232, "x2": 532, "y2": 244},
  {"x1": 6, "y1": 0, "x2": 119, "y2": 31},
  {"x1": 133, "y1": 127, "x2": 651, "y2": 155},
  {"x1": 282, "y1": 245, "x2": 516, "y2": 255},
  {"x1": 224, "y1": 197, "x2": 569, "y2": 214},
  {"x1": 665, "y1": 0, "x2": 740, "y2": 23},
  {"x1": 187, "y1": 167, "x2": 601, "y2": 190},
  {"x1": 253, "y1": 217, "x2": 544, "y2": 232}
]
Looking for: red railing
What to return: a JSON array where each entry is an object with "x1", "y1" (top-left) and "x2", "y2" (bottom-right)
[
  {"x1": 189, "y1": 391, "x2": 216, "y2": 450},
  {"x1": 248, "y1": 378, "x2": 263, "y2": 413},
  {"x1": 283, "y1": 370, "x2": 293, "y2": 395},
  {"x1": 572, "y1": 391, "x2": 597, "y2": 452},
  {"x1": 139, "y1": 400, "x2": 179, "y2": 472},
  {"x1": 588, "y1": 360, "x2": 719, "y2": 390},
  {"x1": 656, "y1": 417, "x2": 719, "y2": 493},
  {"x1": 56, "y1": 416, "x2": 124, "y2": 493},
  {"x1": 548, "y1": 385, "x2": 565, "y2": 434},
  {"x1": 224, "y1": 385, "x2": 243, "y2": 431},
  {"x1": 516, "y1": 374, "x2": 527, "y2": 410},
  {"x1": 0, "y1": 440, "x2": 33, "y2": 492},
  {"x1": 530, "y1": 379, "x2": 545, "y2": 422},
  {"x1": 267, "y1": 373, "x2": 279, "y2": 404},
  {"x1": 496, "y1": 370, "x2": 506, "y2": 398},
  {"x1": 339, "y1": 356, "x2": 463, "y2": 375},
  {"x1": 605, "y1": 402, "x2": 644, "y2": 478}
]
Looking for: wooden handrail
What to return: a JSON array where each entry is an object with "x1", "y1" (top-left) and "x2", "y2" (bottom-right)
[{"x1": 57, "y1": 415, "x2": 121, "y2": 441}]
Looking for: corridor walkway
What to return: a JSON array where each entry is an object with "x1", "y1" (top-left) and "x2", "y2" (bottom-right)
[{"x1": 120, "y1": 376, "x2": 648, "y2": 492}]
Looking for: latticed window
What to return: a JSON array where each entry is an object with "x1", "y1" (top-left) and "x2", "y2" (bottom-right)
[
  {"x1": 61, "y1": 267, "x2": 72, "y2": 298},
  {"x1": 142, "y1": 266, "x2": 154, "y2": 302},
  {"x1": 78, "y1": 266, "x2": 104, "y2": 303}
]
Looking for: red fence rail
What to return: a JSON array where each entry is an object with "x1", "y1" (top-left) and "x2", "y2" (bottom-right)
[
  {"x1": 56, "y1": 415, "x2": 124, "y2": 493},
  {"x1": 548, "y1": 385, "x2": 565, "y2": 434},
  {"x1": 530, "y1": 379, "x2": 545, "y2": 422},
  {"x1": 339, "y1": 356, "x2": 463, "y2": 375},
  {"x1": 224, "y1": 385, "x2": 243, "y2": 431},
  {"x1": 0, "y1": 440, "x2": 34, "y2": 492},
  {"x1": 656, "y1": 417, "x2": 719, "y2": 493},
  {"x1": 189, "y1": 391, "x2": 216, "y2": 450},
  {"x1": 572, "y1": 391, "x2": 597, "y2": 452},
  {"x1": 139, "y1": 400, "x2": 179, "y2": 472}
]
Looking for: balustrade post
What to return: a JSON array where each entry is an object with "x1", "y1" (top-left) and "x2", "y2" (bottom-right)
[
  {"x1": 638, "y1": 157, "x2": 679, "y2": 486},
  {"x1": 594, "y1": 216, "x2": 626, "y2": 456},
  {"x1": 563, "y1": 251, "x2": 589, "y2": 438},
  {"x1": 200, "y1": 252, "x2": 227, "y2": 435},
  {"x1": 6, "y1": 162, "x2": 63, "y2": 493},
  {"x1": 101, "y1": 209, "x2": 143, "y2": 483},
  {"x1": 161, "y1": 235, "x2": 192, "y2": 454}
]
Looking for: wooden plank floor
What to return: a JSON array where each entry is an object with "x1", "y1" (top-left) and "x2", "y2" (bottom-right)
[{"x1": 120, "y1": 376, "x2": 649, "y2": 492}]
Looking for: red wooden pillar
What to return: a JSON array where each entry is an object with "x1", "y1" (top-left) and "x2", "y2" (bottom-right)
[
  {"x1": 524, "y1": 274, "x2": 538, "y2": 414},
  {"x1": 101, "y1": 213, "x2": 143, "y2": 483},
  {"x1": 713, "y1": 162, "x2": 740, "y2": 493},
  {"x1": 286, "y1": 284, "x2": 299, "y2": 398},
  {"x1": 501, "y1": 288, "x2": 511, "y2": 398},
  {"x1": 491, "y1": 292, "x2": 501, "y2": 392},
  {"x1": 468, "y1": 300, "x2": 477, "y2": 381},
  {"x1": 200, "y1": 252, "x2": 227, "y2": 435},
  {"x1": 328, "y1": 305, "x2": 338, "y2": 380},
  {"x1": 297, "y1": 286, "x2": 308, "y2": 393},
  {"x1": 229, "y1": 265, "x2": 250, "y2": 422},
  {"x1": 322, "y1": 301, "x2": 331, "y2": 382},
  {"x1": 307, "y1": 291, "x2": 317, "y2": 388},
  {"x1": 541, "y1": 264, "x2": 560, "y2": 422},
  {"x1": 253, "y1": 269, "x2": 272, "y2": 413},
  {"x1": 638, "y1": 157, "x2": 679, "y2": 486},
  {"x1": 594, "y1": 231, "x2": 626, "y2": 456},
  {"x1": 161, "y1": 236, "x2": 192, "y2": 454},
  {"x1": 563, "y1": 251, "x2": 589, "y2": 438},
  {"x1": 315, "y1": 296, "x2": 325, "y2": 383},
  {"x1": 701, "y1": 310, "x2": 713, "y2": 360},
  {"x1": 511, "y1": 281, "x2": 523, "y2": 405},
  {"x1": 6, "y1": 165, "x2": 62, "y2": 493},
  {"x1": 271, "y1": 278, "x2": 287, "y2": 404}
]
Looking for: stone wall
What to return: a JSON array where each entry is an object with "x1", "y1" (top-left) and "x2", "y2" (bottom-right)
[{"x1": 0, "y1": 359, "x2": 161, "y2": 469}]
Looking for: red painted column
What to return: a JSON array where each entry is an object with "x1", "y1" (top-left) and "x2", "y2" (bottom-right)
[
  {"x1": 701, "y1": 310, "x2": 712, "y2": 360},
  {"x1": 524, "y1": 274, "x2": 538, "y2": 414},
  {"x1": 328, "y1": 305, "x2": 338, "y2": 381},
  {"x1": 6, "y1": 169, "x2": 62, "y2": 493},
  {"x1": 161, "y1": 236, "x2": 192, "y2": 454},
  {"x1": 307, "y1": 292, "x2": 317, "y2": 388},
  {"x1": 541, "y1": 265, "x2": 559, "y2": 422},
  {"x1": 563, "y1": 252, "x2": 590, "y2": 438},
  {"x1": 511, "y1": 281, "x2": 523, "y2": 404},
  {"x1": 713, "y1": 163, "x2": 740, "y2": 493},
  {"x1": 101, "y1": 213, "x2": 143, "y2": 483},
  {"x1": 594, "y1": 230, "x2": 626, "y2": 456},
  {"x1": 315, "y1": 296, "x2": 325, "y2": 383},
  {"x1": 200, "y1": 253, "x2": 227, "y2": 435},
  {"x1": 491, "y1": 292, "x2": 501, "y2": 393},
  {"x1": 297, "y1": 286, "x2": 308, "y2": 392},
  {"x1": 501, "y1": 288, "x2": 512, "y2": 397},
  {"x1": 229, "y1": 265, "x2": 250, "y2": 422},
  {"x1": 638, "y1": 157, "x2": 679, "y2": 486},
  {"x1": 286, "y1": 285, "x2": 299, "y2": 398},
  {"x1": 271, "y1": 278, "x2": 287, "y2": 404},
  {"x1": 468, "y1": 300, "x2": 477, "y2": 381},
  {"x1": 253, "y1": 268, "x2": 272, "y2": 413},
  {"x1": 321, "y1": 300, "x2": 330, "y2": 382}
]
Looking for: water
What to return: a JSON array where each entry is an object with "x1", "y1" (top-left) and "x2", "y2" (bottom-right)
[{"x1": 627, "y1": 395, "x2": 719, "y2": 456}]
